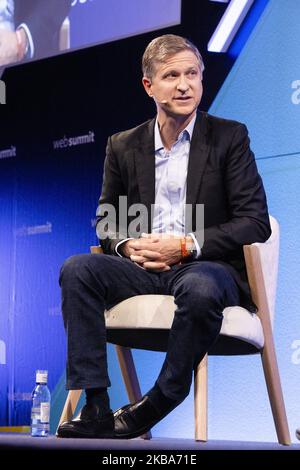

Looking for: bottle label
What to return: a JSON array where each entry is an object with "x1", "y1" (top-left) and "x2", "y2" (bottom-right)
[
  {"x1": 40, "y1": 402, "x2": 50, "y2": 423},
  {"x1": 31, "y1": 406, "x2": 41, "y2": 420}
]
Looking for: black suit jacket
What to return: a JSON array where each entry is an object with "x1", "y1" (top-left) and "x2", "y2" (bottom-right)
[
  {"x1": 14, "y1": 0, "x2": 72, "y2": 59},
  {"x1": 97, "y1": 112, "x2": 271, "y2": 309}
]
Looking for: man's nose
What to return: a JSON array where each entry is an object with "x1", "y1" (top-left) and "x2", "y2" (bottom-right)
[{"x1": 177, "y1": 76, "x2": 189, "y2": 92}]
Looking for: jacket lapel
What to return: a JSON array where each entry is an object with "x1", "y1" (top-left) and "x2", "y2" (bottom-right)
[
  {"x1": 186, "y1": 112, "x2": 210, "y2": 205},
  {"x1": 133, "y1": 113, "x2": 210, "y2": 231},
  {"x1": 133, "y1": 119, "x2": 156, "y2": 229}
]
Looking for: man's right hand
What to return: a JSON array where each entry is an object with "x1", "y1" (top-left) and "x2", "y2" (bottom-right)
[
  {"x1": 0, "y1": 30, "x2": 18, "y2": 66},
  {"x1": 0, "y1": 29, "x2": 28, "y2": 66},
  {"x1": 118, "y1": 239, "x2": 134, "y2": 258}
]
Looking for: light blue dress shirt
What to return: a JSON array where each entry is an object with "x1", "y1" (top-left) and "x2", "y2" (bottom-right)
[
  {"x1": 116, "y1": 114, "x2": 201, "y2": 259},
  {"x1": 152, "y1": 115, "x2": 201, "y2": 257}
]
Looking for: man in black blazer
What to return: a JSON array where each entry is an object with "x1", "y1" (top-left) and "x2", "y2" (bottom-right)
[
  {"x1": 0, "y1": 0, "x2": 72, "y2": 66},
  {"x1": 57, "y1": 34, "x2": 271, "y2": 439}
]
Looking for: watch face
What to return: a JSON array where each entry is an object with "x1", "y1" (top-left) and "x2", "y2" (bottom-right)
[{"x1": 191, "y1": 245, "x2": 198, "y2": 258}]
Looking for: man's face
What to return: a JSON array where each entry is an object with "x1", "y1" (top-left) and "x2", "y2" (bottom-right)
[{"x1": 143, "y1": 50, "x2": 203, "y2": 119}]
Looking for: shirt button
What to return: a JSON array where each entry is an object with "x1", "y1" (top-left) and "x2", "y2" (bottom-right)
[{"x1": 168, "y1": 181, "x2": 178, "y2": 191}]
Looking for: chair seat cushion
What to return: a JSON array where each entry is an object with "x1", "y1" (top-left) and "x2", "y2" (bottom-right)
[{"x1": 105, "y1": 294, "x2": 264, "y2": 350}]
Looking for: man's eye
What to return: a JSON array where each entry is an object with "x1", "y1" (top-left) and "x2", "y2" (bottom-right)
[{"x1": 165, "y1": 72, "x2": 177, "y2": 79}]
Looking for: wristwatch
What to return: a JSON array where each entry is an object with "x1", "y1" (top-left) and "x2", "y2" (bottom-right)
[
  {"x1": 186, "y1": 237, "x2": 198, "y2": 259},
  {"x1": 180, "y1": 237, "x2": 198, "y2": 260}
]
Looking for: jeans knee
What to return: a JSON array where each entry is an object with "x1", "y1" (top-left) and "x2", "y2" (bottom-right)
[
  {"x1": 59, "y1": 254, "x2": 94, "y2": 285},
  {"x1": 178, "y1": 272, "x2": 219, "y2": 304}
]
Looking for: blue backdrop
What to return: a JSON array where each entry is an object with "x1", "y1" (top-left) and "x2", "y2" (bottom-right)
[
  {"x1": 208, "y1": 0, "x2": 300, "y2": 442},
  {"x1": 1, "y1": 0, "x2": 299, "y2": 444}
]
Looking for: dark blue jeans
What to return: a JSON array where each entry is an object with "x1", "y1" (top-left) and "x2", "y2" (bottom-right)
[{"x1": 59, "y1": 254, "x2": 239, "y2": 402}]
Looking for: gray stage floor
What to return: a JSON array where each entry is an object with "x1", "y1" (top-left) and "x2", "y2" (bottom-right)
[
  {"x1": 1, "y1": 433, "x2": 299, "y2": 465},
  {"x1": 0, "y1": 433, "x2": 299, "y2": 451}
]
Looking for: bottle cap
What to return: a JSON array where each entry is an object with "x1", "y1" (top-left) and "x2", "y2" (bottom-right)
[{"x1": 36, "y1": 370, "x2": 48, "y2": 384}]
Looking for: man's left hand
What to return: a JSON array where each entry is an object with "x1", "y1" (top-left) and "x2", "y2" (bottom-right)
[{"x1": 130, "y1": 233, "x2": 182, "y2": 271}]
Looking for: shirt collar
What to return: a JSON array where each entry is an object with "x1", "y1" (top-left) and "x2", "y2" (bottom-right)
[{"x1": 154, "y1": 114, "x2": 197, "y2": 152}]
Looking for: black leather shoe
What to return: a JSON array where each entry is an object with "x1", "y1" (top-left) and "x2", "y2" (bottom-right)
[
  {"x1": 56, "y1": 403, "x2": 115, "y2": 438},
  {"x1": 114, "y1": 395, "x2": 171, "y2": 439}
]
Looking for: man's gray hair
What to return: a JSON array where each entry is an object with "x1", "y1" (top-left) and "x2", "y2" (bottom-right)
[{"x1": 142, "y1": 34, "x2": 204, "y2": 80}]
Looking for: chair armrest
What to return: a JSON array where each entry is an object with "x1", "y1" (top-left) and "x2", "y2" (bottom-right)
[
  {"x1": 243, "y1": 244, "x2": 267, "y2": 316},
  {"x1": 243, "y1": 243, "x2": 274, "y2": 341},
  {"x1": 243, "y1": 216, "x2": 279, "y2": 327}
]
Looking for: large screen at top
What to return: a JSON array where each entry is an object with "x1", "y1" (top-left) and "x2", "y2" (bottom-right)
[{"x1": 0, "y1": 0, "x2": 181, "y2": 69}]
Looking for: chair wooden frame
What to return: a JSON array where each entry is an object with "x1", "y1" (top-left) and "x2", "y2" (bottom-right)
[{"x1": 58, "y1": 240, "x2": 291, "y2": 445}]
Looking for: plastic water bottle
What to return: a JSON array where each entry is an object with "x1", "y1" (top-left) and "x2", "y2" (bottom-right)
[{"x1": 31, "y1": 370, "x2": 51, "y2": 437}]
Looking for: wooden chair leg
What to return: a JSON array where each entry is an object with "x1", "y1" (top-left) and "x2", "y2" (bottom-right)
[
  {"x1": 115, "y1": 345, "x2": 151, "y2": 439},
  {"x1": 194, "y1": 354, "x2": 208, "y2": 441},
  {"x1": 57, "y1": 389, "x2": 82, "y2": 430},
  {"x1": 244, "y1": 242, "x2": 291, "y2": 445},
  {"x1": 260, "y1": 338, "x2": 291, "y2": 445}
]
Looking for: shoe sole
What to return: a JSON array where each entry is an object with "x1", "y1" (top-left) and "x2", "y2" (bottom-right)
[
  {"x1": 114, "y1": 422, "x2": 156, "y2": 440},
  {"x1": 56, "y1": 430, "x2": 115, "y2": 439},
  {"x1": 114, "y1": 406, "x2": 172, "y2": 439}
]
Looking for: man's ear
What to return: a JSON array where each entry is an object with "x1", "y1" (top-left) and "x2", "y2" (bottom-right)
[{"x1": 142, "y1": 77, "x2": 153, "y2": 97}]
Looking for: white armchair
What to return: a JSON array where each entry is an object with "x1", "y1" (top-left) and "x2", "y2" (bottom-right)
[{"x1": 58, "y1": 216, "x2": 291, "y2": 445}]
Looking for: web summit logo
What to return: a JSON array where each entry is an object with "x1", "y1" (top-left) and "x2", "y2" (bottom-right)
[
  {"x1": 53, "y1": 131, "x2": 95, "y2": 149},
  {"x1": 0, "y1": 80, "x2": 6, "y2": 104}
]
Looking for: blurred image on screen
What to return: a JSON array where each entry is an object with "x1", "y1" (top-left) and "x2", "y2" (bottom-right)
[{"x1": 0, "y1": 0, "x2": 181, "y2": 69}]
